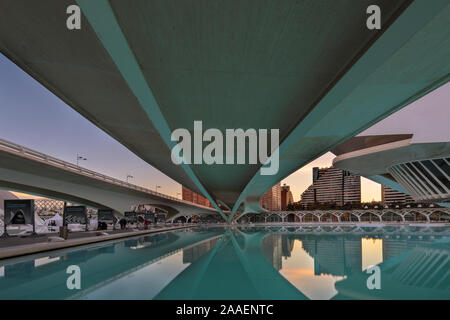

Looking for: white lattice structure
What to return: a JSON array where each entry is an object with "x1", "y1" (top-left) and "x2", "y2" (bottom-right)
[{"x1": 240, "y1": 208, "x2": 450, "y2": 223}]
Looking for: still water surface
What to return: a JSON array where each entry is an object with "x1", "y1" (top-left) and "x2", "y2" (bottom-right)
[{"x1": 0, "y1": 226, "x2": 448, "y2": 299}]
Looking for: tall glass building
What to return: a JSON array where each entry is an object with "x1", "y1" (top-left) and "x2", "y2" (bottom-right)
[{"x1": 300, "y1": 167, "x2": 361, "y2": 207}]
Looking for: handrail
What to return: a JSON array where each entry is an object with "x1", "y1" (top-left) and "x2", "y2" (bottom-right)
[{"x1": 0, "y1": 137, "x2": 216, "y2": 211}]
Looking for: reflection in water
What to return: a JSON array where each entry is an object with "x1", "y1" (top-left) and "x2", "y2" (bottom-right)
[
  {"x1": 279, "y1": 240, "x2": 345, "y2": 300},
  {"x1": 80, "y1": 251, "x2": 190, "y2": 300},
  {"x1": 361, "y1": 238, "x2": 383, "y2": 271},
  {"x1": 334, "y1": 238, "x2": 450, "y2": 299},
  {"x1": 0, "y1": 226, "x2": 448, "y2": 300}
]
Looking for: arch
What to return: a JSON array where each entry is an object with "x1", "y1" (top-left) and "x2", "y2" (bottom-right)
[
  {"x1": 359, "y1": 212, "x2": 381, "y2": 222},
  {"x1": 302, "y1": 213, "x2": 319, "y2": 223},
  {"x1": 340, "y1": 212, "x2": 359, "y2": 222},
  {"x1": 429, "y1": 210, "x2": 449, "y2": 222},
  {"x1": 285, "y1": 213, "x2": 299, "y2": 222},
  {"x1": 171, "y1": 215, "x2": 190, "y2": 223},
  {"x1": 266, "y1": 213, "x2": 281, "y2": 223},
  {"x1": 320, "y1": 212, "x2": 339, "y2": 222},
  {"x1": 403, "y1": 211, "x2": 428, "y2": 222},
  {"x1": 381, "y1": 211, "x2": 403, "y2": 222}
]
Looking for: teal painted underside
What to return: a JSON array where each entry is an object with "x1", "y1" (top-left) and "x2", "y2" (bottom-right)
[
  {"x1": 229, "y1": 0, "x2": 450, "y2": 220},
  {"x1": 72, "y1": 0, "x2": 450, "y2": 221},
  {"x1": 155, "y1": 229, "x2": 306, "y2": 299},
  {"x1": 77, "y1": 0, "x2": 227, "y2": 221}
]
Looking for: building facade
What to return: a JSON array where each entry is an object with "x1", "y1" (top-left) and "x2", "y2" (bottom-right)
[
  {"x1": 300, "y1": 167, "x2": 361, "y2": 207},
  {"x1": 281, "y1": 184, "x2": 294, "y2": 210},
  {"x1": 182, "y1": 186, "x2": 212, "y2": 207},
  {"x1": 261, "y1": 183, "x2": 281, "y2": 211},
  {"x1": 381, "y1": 186, "x2": 415, "y2": 205}
]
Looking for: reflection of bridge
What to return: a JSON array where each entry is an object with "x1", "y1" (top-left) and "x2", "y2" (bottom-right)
[
  {"x1": 0, "y1": 138, "x2": 217, "y2": 220},
  {"x1": 155, "y1": 229, "x2": 307, "y2": 299},
  {"x1": 334, "y1": 238, "x2": 450, "y2": 299},
  {"x1": 0, "y1": 229, "x2": 222, "y2": 299},
  {"x1": 257, "y1": 225, "x2": 450, "y2": 237},
  {"x1": 240, "y1": 208, "x2": 450, "y2": 223}
]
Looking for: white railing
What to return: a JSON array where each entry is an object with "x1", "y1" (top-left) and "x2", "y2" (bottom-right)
[{"x1": 0, "y1": 137, "x2": 215, "y2": 211}]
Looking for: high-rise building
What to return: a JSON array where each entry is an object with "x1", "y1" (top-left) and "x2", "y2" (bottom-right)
[
  {"x1": 281, "y1": 184, "x2": 294, "y2": 210},
  {"x1": 182, "y1": 186, "x2": 213, "y2": 207},
  {"x1": 261, "y1": 183, "x2": 281, "y2": 211},
  {"x1": 300, "y1": 166, "x2": 361, "y2": 207},
  {"x1": 381, "y1": 186, "x2": 415, "y2": 205}
]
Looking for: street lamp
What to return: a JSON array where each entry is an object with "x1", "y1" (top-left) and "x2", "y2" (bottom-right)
[
  {"x1": 177, "y1": 192, "x2": 181, "y2": 199},
  {"x1": 155, "y1": 185, "x2": 161, "y2": 192},
  {"x1": 126, "y1": 174, "x2": 134, "y2": 183},
  {"x1": 76, "y1": 153, "x2": 87, "y2": 166}
]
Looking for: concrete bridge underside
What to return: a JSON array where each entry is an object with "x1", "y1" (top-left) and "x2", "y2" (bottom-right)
[
  {"x1": 0, "y1": 147, "x2": 217, "y2": 221},
  {"x1": 0, "y1": 1, "x2": 449, "y2": 221}
]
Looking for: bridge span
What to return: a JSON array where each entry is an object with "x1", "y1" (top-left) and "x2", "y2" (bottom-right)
[
  {"x1": 0, "y1": 138, "x2": 218, "y2": 220},
  {"x1": 1, "y1": 0, "x2": 449, "y2": 221}
]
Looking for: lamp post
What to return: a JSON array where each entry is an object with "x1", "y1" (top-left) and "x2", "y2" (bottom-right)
[
  {"x1": 177, "y1": 192, "x2": 181, "y2": 199},
  {"x1": 76, "y1": 154, "x2": 87, "y2": 166},
  {"x1": 155, "y1": 185, "x2": 161, "y2": 192},
  {"x1": 126, "y1": 174, "x2": 134, "y2": 183}
]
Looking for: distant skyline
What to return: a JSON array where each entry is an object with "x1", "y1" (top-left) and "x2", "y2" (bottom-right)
[{"x1": 1, "y1": 53, "x2": 449, "y2": 203}]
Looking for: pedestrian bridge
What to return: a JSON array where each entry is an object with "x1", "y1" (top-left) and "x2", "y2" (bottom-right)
[{"x1": 0, "y1": 138, "x2": 218, "y2": 220}]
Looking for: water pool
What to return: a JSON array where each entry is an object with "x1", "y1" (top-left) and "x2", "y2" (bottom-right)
[{"x1": 0, "y1": 226, "x2": 449, "y2": 300}]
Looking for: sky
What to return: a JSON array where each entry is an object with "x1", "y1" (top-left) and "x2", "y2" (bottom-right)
[
  {"x1": 0, "y1": 52, "x2": 448, "y2": 203},
  {"x1": 283, "y1": 81, "x2": 450, "y2": 202}
]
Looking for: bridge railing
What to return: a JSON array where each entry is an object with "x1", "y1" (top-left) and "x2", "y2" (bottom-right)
[{"x1": 0, "y1": 137, "x2": 215, "y2": 211}]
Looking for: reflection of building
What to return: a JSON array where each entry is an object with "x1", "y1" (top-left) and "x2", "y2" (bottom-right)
[
  {"x1": 261, "y1": 235, "x2": 295, "y2": 270},
  {"x1": 281, "y1": 236, "x2": 295, "y2": 259},
  {"x1": 261, "y1": 234, "x2": 283, "y2": 270},
  {"x1": 381, "y1": 186, "x2": 415, "y2": 205},
  {"x1": 281, "y1": 184, "x2": 294, "y2": 210},
  {"x1": 183, "y1": 237, "x2": 221, "y2": 263},
  {"x1": 301, "y1": 236, "x2": 362, "y2": 276},
  {"x1": 182, "y1": 186, "x2": 213, "y2": 207},
  {"x1": 300, "y1": 167, "x2": 361, "y2": 207},
  {"x1": 261, "y1": 183, "x2": 281, "y2": 211}
]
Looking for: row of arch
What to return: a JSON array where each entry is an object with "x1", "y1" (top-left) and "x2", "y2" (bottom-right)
[
  {"x1": 239, "y1": 209, "x2": 450, "y2": 223},
  {"x1": 256, "y1": 225, "x2": 449, "y2": 235}
]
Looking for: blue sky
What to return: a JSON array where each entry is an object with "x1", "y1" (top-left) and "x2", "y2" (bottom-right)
[{"x1": 1, "y1": 53, "x2": 448, "y2": 202}]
